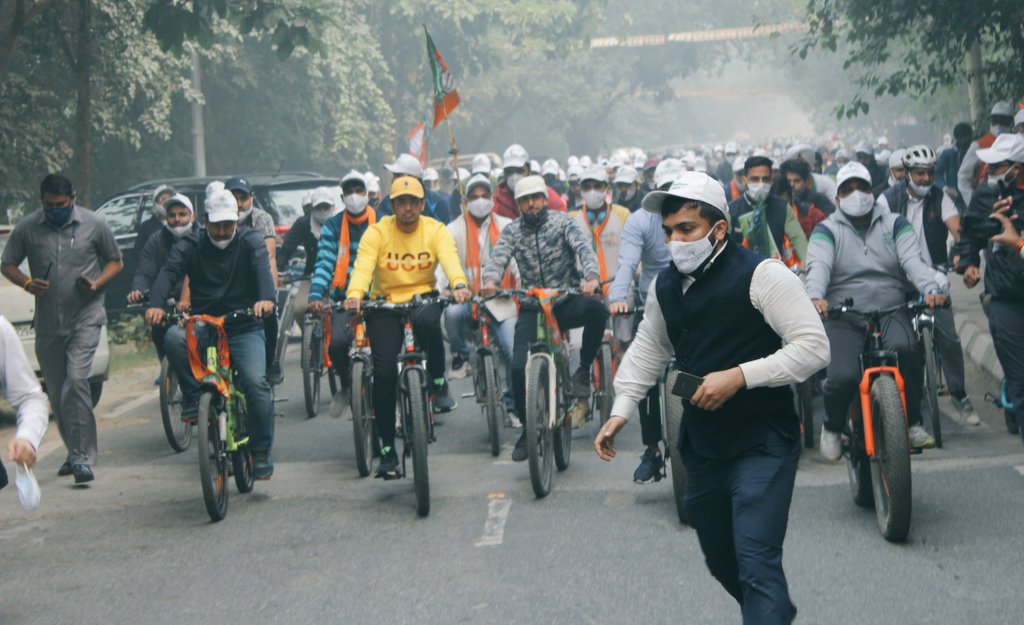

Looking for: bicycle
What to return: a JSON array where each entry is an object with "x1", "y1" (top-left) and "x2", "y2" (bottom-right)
[
  {"x1": 912, "y1": 298, "x2": 951, "y2": 448},
  {"x1": 182, "y1": 309, "x2": 262, "y2": 522},
  {"x1": 359, "y1": 293, "x2": 453, "y2": 516},
  {"x1": 657, "y1": 365, "x2": 689, "y2": 525},
  {"x1": 300, "y1": 300, "x2": 340, "y2": 419},
  {"x1": 985, "y1": 379, "x2": 1019, "y2": 435},
  {"x1": 348, "y1": 307, "x2": 380, "y2": 477},
  {"x1": 830, "y1": 299, "x2": 921, "y2": 542},
  {"x1": 272, "y1": 269, "x2": 307, "y2": 387},
  {"x1": 467, "y1": 295, "x2": 507, "y2": 457}
]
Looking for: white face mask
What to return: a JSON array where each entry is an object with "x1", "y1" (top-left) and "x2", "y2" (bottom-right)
[
  {"x1": 908, "y1": 180, "x2": 933, "y2": 197},
  {"x1": 505, "y1": 173, "x2": 523, "y2": 194},
  {"x1": 15, "y1": 463, "x2": 40, "y2": 512},
  {"x1": 467, "y1": 197, "x2": 493, "y2": 219},
  {"x1": 582, "y1": 189, "x2": 606, "y2": 210},
  {"x1": 153, "y1": 202, "x2": 167, "y2": 219},
  {"x1": 209, "y1": 231, "x2": 235, "y2": 249},
  {"x1": 166, "y1": 223, "x2": 191, "y2": 239},
  {"x1": 237, "y1": 207, "x2": 253, "y2": 223},
  {"x1": 668, "y1": 223, "x2": 722, "y2": 275},
  {"x1": 991, "y1": 125, "x2": 1006, "y2": 137},
  {"x1": 343, "y1": 193, "x2": 368, "y2": 215},
  {"x1": 745, "y1": 182, "x2": 769, "y2": 204},
  {"x1": 310, "y1": 206, "x2": 334, "y2": 225},
  {"x1": 838, "y1": 190, "x2": 875, "y2": 217}
]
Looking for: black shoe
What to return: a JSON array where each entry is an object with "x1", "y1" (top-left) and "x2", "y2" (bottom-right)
[
  {"x1": 267, "y1": 363, "x2": 284, "y2": 386},
  {"x1": 375, "y1": 446, "x2": 400, "y2": 479},
  {"x1": 450, "y1": 352, "x2": 469, "y2": 379},
  {"x1": 58, "y1": 458, "x2": 74, "y2": 477},
  {"x1": 572, "y1": 367, "x2": 591, "y2": 400},
  {"x1": 432, "y1": 379, "x2": 456, "y2": 413},
  {"x1": 511, "y1": 432, "x2": 528, "y2": 462},
  {"x1": 253, "y1": 450, "x2": 274, "y2": 480},
  {"x1": 72, "y1": 464, "x2": 94, "y2": 484},
  {"x1": 633, "y1": 448, "x2": 664, "y2": 484},
  {"x1": 182, "y1": 402, "x2": 199, "y2": 425}
]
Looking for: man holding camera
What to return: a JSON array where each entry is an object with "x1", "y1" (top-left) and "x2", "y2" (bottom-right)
[{"x1": 956, "y1": 133, "x2": 1024, "y2": 442}]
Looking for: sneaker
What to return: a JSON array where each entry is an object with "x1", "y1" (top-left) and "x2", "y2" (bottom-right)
[
  {"x1": 449, "y1": 353, "x2": 469, "y2": 379},
  {"x1": 181, "y1": 402, "x2": 199, "y2": 425},
  {"x1": 571, "y1": 367, "x2": 591, "y2": 400},
  {"x1": 954, "y1": 396, "x2": 981, "y2": 426},
  {"x1": 431, "y1": 379, "x2": 456, "y2": 413},
  {"x1": 820, "y1": 429, "x2": 842, "y2": 462},
  {"x1": 908, "y1": 424, "x2": 936, "y2": 450},
  {"x1": 267, "y1": 363, "x2": 284, "y2": 386},
  {"x1": 511, "y1": 432, "x2": 528, "y2": 462},
  {"x1": 375, "y1": 446, "x2": 400, "y2": 479},
  {"x1": 330, "y1": 386, "x2": 350, "y2": 419},
  {"x1": 253, "y1": 451, "x2": 274, "y2": 480},
  {"x1": 633, "y1": 448, "x2": 664, "y2": 484},
  {"x1": 569, "y1": 401, "x2": 588, "y2": 428}
]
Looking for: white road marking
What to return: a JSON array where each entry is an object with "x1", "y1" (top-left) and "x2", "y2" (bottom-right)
[
  {"x1": 475, "y1": 492, "x2": 512, "y2": 547},
  {"x1": 1015, "y1": 465, "x2": 1024, "y2": 477}
]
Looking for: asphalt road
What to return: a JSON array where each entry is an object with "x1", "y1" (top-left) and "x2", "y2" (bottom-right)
[{"x1": 1, "y1": 344, "x2": 1022, "y2": 625}]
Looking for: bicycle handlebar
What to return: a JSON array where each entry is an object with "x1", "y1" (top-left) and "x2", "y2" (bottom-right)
[{"x1": 357, "y1": 293, "x2": 455, "y2": 313}]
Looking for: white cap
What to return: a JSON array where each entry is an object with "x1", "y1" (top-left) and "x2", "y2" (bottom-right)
[
  {"x1": 613, "y1": 165, "x2": 638, "y2": 184},
  {"x1": 164, "y1": 192, "x2": 193, "y2": 214},
  {"x1": 609, "y1": 154, "x2": 626, "y2": 170},
  {"x1": 991, "y1": 101, "x2": 1014, "y2": 117},
  {"x1": 714, "y1": 144, "x2": 723, "y2": 153},
  {"x1": 566, "y1": 164, "x2": 583, "y2": 181},
  {"x1": 205, "y1": 180, "x2": 224, "y2": 198},
  {"x1": 653, "y1": 158, "x2": 685, "y2": 189},
  {"x1": 567, "y1": 155, "x2": 580, "y2": 168},
  {"x1": 530, "y1": 159, "x2": 541, "y2": 174},
  {"x1": 877, "y1": 135, "x2": 890, "y2": 147},
  {"x1": 301, "y1": 190, "x2": 313, "y2": 207},
  {"x1": 836, "y1": 162, "x2": 873, "y2": 188},
  {"x1": 888, "y1": 149, "x2": 907, "y2": 169},
  {"x1": 878, "y1": 149, "x2": 892, "y2": 164},
  {"x1": 541, "y1": 158, "x2": 560, "y2": 177},
  {"x1": 835, "y1": 148, "x2": 849, "y2": 159},
  {"x1": 581, "y1": 165, "x2": 609, "y2": 184},
  {"x1": 152, "y1": 184, "x2": 175, "y2": 203},
  {"x1": 579, "y1": 155, "x2": 593, "y2": 168},
  {"x1": 724, "y1": 141, "x2": 738, "y2": 155},
  {"x1": 205, "y1": 189, "x2": 239, "y2": 223},
  {"x1": 784, "y1": 143, "x2": 815, "y2": 163},
  {"x1": 854, "y1": 141, "x2": 873, "y2": 156},
  {"x1": 732, "y1": 156, "x2": 746, "y2": 173},
  {"x1": 364, "y1": 172, "x2": 380, "y2": 194},
  {"x1": 633, "y1": 153, "x2": 647, "y2": 169},
  {"x1": 642, "y1": 172, "x2": 728, "y2": 215},
  {"x1": 977, "y1": 132, "x2": 1024, "y2": 164},
  {"x1": 341, "y1": 169, "x2": 366, "y2": 187},
  {"x1": 513, "y1": 175, "x2": 547, "y2": 200},
  {"x1": 423, "y1": 167, "x2": 439, "y2": 182},
  {"x1": 1015, "y1": 108, "x2": 1024, "y2": 126},
  {"x1": 384, "y1": 153, "x2": 423, "y2": 178},
  {"x1": 693, "y1": 156, "x2": 707, "y2": 173},
  {"x1": 466, "y1": 173, "x2": 493, "y2": 194},
  {"x1": 471, "y1": 153, "x2": 491, "y2": 175},
  {"x1": 310, "y1": 186, "x2": 336, "y2": 208},
  {"x1": 503, "y1": 144, "x2": 529, "y2": 169},
  {"x1": 456, "y1": 167, "x2": 471, "y2": 182}
]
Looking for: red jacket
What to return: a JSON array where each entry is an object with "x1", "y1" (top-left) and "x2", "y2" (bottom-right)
[{"x1": 493, "y1": 182, "x2": 567, "y2": 219}]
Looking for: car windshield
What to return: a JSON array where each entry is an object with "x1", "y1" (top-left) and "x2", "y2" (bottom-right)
[
  {"x1": 95, "y1": 194, "x2": 144, "y2": 237},
  {"x1": 265, "y1": 186, "x2": 340, "y2": 227}
]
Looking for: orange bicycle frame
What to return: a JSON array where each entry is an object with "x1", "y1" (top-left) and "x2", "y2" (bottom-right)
[{"x1": 858, "y1": 366, "x2": 908, "y2": 458}]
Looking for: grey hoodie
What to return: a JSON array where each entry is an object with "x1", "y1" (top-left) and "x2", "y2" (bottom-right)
[{"x1": 805, "y1": 203, "x2": 940, "y2": 310}]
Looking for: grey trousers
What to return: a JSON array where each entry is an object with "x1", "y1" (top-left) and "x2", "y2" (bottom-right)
[
  {"x1": 36, "y1": 325, "x2": 102, "y2": 466},
  {"x1": 932, "y1": 306, "x2": 967, "y2": 399}
]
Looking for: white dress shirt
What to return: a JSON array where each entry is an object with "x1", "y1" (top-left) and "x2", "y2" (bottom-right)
[
  {"x1": 611, "y1": 250, "x2": 830, "y2": 421},
  {"x1": 0, "y1": 316, "x2": 49, "y2": 449}
]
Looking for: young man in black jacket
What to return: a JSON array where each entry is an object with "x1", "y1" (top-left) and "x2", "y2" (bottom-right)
[{"x1": 146, "y1": 189, "x2": 277, "y2": 478}]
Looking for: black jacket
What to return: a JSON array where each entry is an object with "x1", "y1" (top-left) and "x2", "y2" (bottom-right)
[
  {"x1": 132, "y1": 223, "x2": 200, "y2": 301},
  {"x1": 277, "y1": 214, "x2": 319, "y2": 273},
  {"x1": 956, "y1": 181, "x2": 1024, "y2": 302}
]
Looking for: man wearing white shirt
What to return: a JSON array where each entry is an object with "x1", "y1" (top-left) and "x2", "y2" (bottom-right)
[
  {"x1": 594, "y1": 172, "x2": 829, "y2": 625},
  {"x1": 2, "y1": 315, "x2": 50, "y2": 477}
]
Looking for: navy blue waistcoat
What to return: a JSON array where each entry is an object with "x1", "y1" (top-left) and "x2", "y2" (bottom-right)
[{"x1": 656, "y1": 241, "x2": 797, "y2": 458}]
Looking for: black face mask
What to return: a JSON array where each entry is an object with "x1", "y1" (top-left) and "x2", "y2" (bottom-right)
[
  {"x1": 521, "y1": 207, "x2": 548, "y2": 229},
  {"x1": 792, "y1": 187, "x2": 809, "y2": 202}
]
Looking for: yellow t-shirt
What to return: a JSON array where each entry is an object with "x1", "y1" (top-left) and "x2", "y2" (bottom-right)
[{"x1": 345, "y1": 215, "x2": 469, "y2": 303}]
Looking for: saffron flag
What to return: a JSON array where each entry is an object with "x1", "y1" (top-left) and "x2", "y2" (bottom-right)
[
  {"x1": 409, "y1": 121, "x2": 427, "y2": 167},
  {"x1": 425, "y1": 27, "x2": 460, "y2": 129}
]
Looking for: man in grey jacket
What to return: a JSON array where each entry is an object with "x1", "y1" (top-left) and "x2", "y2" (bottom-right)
[
  {"x1": 806, "y1": 163, "x2": 947, "y2": 461},
  {"x1": 482, "y1": 175, "x2": 606, "y2": 461}
]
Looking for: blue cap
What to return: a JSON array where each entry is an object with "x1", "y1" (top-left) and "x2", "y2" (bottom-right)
[{"x1": 224, "y1": 176, "x2": 252, "y2": 195}]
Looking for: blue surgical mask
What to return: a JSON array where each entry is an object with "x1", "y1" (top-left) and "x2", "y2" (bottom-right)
[{"x1": 45, "y1": 206, "x2": 72, "y2": 225}]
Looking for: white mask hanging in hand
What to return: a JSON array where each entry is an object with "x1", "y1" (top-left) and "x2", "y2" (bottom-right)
[
  {"x1": 15, "y1": 463, "x2": 40, "y2": 512},
  {"x1": 838, "y1": 190, "x2": 875, "y2": 217}
]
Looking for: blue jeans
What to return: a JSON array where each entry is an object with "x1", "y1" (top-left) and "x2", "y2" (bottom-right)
[
  {"x1": 164, "y1": 325, "x2": 274, "y2": 453},
  {"x1": 445, "y1": 303, "x2": 516, "y2": 407}
]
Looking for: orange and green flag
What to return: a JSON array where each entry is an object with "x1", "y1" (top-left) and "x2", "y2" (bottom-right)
[{"x1": 425, "y1": 27, "x2": 460, "y2": 129}]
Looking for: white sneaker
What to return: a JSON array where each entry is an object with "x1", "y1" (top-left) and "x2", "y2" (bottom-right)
[
  {"x1": 954, "y1": 396, "x2": 981, "y2": 426},
  {"x1": 569, "y1": 401, "x2": 588, "y2": 429},
  {"x1": 908, "y1": 424, "x2": 936, "y2": 449},
  {"x1": 820, "y1": 429, "x2": 842, "y2": 462},
  {"x1": 330, "y1": 389, "x2": 349, "y2": 419}
]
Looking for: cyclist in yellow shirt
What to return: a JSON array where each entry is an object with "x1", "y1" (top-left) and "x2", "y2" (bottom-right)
[{"x1": 344, "y1": 176, "x2": 471, "y2": 478}]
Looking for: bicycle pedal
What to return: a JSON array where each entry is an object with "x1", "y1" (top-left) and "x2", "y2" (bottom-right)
[
  {"x1": 273, "y1": 396, "x2": 289, "y2": 403},
  {"x1": 460, "y1": 392, "x2": 475, "y2": 398}
]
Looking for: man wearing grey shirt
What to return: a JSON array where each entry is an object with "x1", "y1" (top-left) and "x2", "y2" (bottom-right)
[{"x1": 1, "y1": 174, "x2": 122, "y2": 484}]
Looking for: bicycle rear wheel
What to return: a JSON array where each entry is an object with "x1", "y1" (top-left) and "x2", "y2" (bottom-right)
[
  {"x1": 921, "y1": 325, "x2": 942, "y2": 448},
  {"x1": 159, "y1": 357, "x2": 191, "y2": 452},
  {"x1": 302, "y1": 320, "x2": 322, "y2": 418},
  {"x1": 592, "y1": 342, "x2": 614, "y2": 426},
  {"x1": 482, "y1": 353, "x2": 501, "y2": 457},
  {"x1": 197, "y1": 392, "x2": 229, "y2": 522},
  {"x1": 351, "y1": 359, "x2": 376, "y2": 477},
  {"x1": 526, "y1": 356, "x2": 554, "y2": 498},
  {"x1": 404, "y1": 368, "x2": 431, "y2": 517},
  {"x1": 662, "y1": 370, "x2": 688, "y2": 524},
  {"x1": 869, "y1": 375, "x2": 913, "y2": 542}
]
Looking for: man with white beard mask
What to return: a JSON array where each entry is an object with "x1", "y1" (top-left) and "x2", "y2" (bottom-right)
[{"x1": 307, "y1": 172, "x2": 377, "y2": 417}]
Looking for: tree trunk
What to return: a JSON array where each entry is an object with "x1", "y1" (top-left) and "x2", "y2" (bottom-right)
[
  {"x1": 964, "y1": 39, "x2": 986, "y2": 135},
  {"x1": 73, "y1": 0, "x2": 91, "y2": 205}
]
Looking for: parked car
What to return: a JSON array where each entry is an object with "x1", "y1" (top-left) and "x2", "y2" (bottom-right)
[
  {"x1": 0, "y1": 226, "x2": 109, "y2": 407},
  {"x1": 93, "y1": 172, "x2": 340, "y2": 316}
]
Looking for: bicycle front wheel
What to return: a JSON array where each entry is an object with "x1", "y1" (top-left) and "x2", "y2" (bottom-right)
[
  {"x1": 197, "y1": 392, "x2": 229, "y2": 522},
  {"x1": 663, "y1": 370, "x2": 688, "y2": 524},
  {"x1": 301, "y1": 320, "x2": 322, "y2": 418},
  {"x1": 404, "y1": 368, "x2": 431, "y2": 517},
  {"x1": 797, "y1": 379, "x2": 815, "y2": 449},
  {"x1": 526, "y1": 356, "x2": 554, "y2": 498},
  {"x1": 592, "y1": 343, "x2": 614, "y2": 426},
  {"x1": 482, "y1": 353, "x2": 501, "y2": 457},
  {"x1": 351, "y1": 359, "x2": 376, "y2": 477},
  {"x1": 159, "y1": 357, "x2": 191, "y2": 452},
  {"x1": 232, "y1": 398, "x2": 254, "y2": 494},
  {"x1": 869, "y1": 375, "x2": 913, "y2": 542},
  {"x1": 921, "y1": 325, "x2": 942, "y2": 448}
]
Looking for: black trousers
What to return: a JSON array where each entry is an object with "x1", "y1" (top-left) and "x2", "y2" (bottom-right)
[
  {"x1": 150, "y1": 323, "x2": 169, "y2": 362},
  {"x1": 989, "y1": 299, "x2": 1024, "y2": 443},
  {"x1": 366, "y1": 303, "x2": 445, "y2": 448},
  {"x1": 632, "y1": 307, "x2": 663, "y2": 445},
  {"x1": 683, "y1": 428, "x2": 800, "y2": 625},
  {"x1": 327, "y1": 310, "x2": 355, "y2": 388},
  {"x1": 511, "y1": 294, "x2": 608, "y2": 422}
]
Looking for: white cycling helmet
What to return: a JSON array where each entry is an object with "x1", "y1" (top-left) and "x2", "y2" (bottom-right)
[{"x1": 902, "y1": 144, "x2": 937, "y2": 169}]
